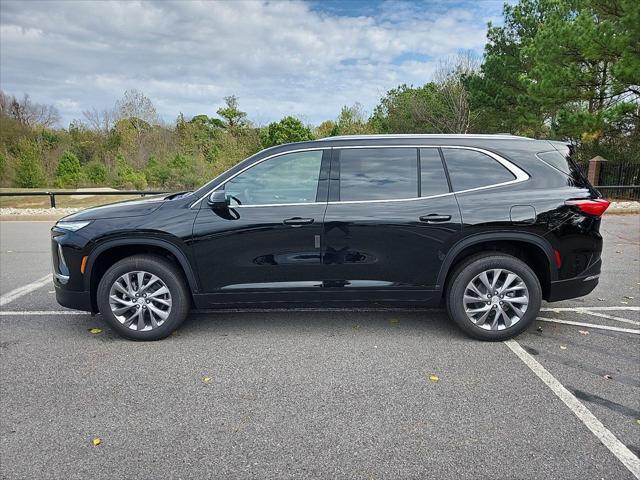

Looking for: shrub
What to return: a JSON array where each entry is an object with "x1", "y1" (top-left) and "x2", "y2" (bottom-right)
[
  {"x1": 115, "y1": 154, "x2": 147, "y2": 190},
  {"x1": 83, "y1": 160, "x2": 108, "y2": 185},
  {"x1": 14, "y1": 141, "x2": 45, "y2": 188},
  {"x1": 55, "y1": 151, "x2": 82, "y2": 188}
]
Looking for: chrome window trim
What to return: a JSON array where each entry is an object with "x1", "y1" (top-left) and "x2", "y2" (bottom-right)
[{"x1": 191, "y1": 144, "x2": 529, "y2": 208}]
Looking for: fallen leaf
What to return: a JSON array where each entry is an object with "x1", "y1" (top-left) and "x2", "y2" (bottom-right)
[
  {"x1": 597, "y1": 298, "x2": 605, "y2": 302},
  {"x1": 88, "y1": 328, "x2": 102, "y2": 334},
  {"x1": 560, "y1": 345, "x2": 567, "y2": 350},
  {"x1": 621, "y1": 301, "x2": 629, "y2": 304},
  {"x1": 536, "y1": 326, "x2": 543, "y2": 333},
  {"x1": 352, "y1": 324, "x2": 360, "y2": 330},
  {"x1": 636, "y1": 419, "x2": 640, "y2": 426},
  {"x1": 604, "y1": 374, "x2": 613, "y2": 380},
  {"x1": 429, "y1": 374, "x2": 439, "y2": 382},
  {"x1": 624, "y1": 296, "x2": 634, "y2": 299},
  {"x1": 171, "y1": 330, "x2": 178, "y2": 336},
  {"x1": 579, "y1": 330, "x2": 589, "y2": 335},
  {"x1": 389, "y1": 318, "x2": 399, "y2": 324},
  {"x1": 202, "y1": 376, "x2": 211, "y2": 383},
  {"x1": 91, "y1": 437, "x2": 101, "y2": 446}
]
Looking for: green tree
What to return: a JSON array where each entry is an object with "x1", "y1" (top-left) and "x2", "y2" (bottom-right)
[
  {"x1": 14, "y1": 140, "x2": 45, "y2": 188},
  {"x1": 526, "y1": 0, "x2": 639, "y2": 141},
  {"x1": 333, "y1": 103, "x2": 374, "y2": 135},
  {"x1": 216, "y1": 95, "x2": 248, "y2": 129},
  {"x1": 260, "y1": 116, "x2": 313, "y2": 147},
  {"x1": 55, "y1": 151, "x2": 82, "y2": 187}
]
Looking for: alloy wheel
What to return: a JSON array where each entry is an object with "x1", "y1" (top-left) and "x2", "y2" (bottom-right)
[
  {"x1": 108, "y1": 270, "x2": 172, "y2": 331},
  {"x1": 463, "y1": 268, "x2": 529, "y2": 330}
]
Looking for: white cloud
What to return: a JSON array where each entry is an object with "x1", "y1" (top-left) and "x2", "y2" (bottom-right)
[{"x1": 0, "y1": 0, "x2": 497, "y2": 126}]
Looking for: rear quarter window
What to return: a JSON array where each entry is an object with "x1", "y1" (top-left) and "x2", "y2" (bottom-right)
[
  {"x1": 442, "y1": 148, "x2": 515, "y2": 191},
  {"x1": 536, "y1": 150, "x2": 572, "y2": 175}
]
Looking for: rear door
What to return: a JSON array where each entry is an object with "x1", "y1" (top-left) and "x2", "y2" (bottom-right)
[{"x1": 321, "y1": 146, "x2": 463, "y2": 303}]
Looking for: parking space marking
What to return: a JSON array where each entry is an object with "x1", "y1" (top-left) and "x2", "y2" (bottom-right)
[
  {"x1": 542, "y1": 306, "x2": 640, "y2": 312},
  {"x1": 537, "y1": 317, "x2": 640, "y2": 335},
  {"x1": 0, "y1": 310, "x2": 89, "y2": 316},
  {"x1": 504, "y1": 339, "x2": 640, "y2": 479},
  {"x1": 0, "y1": 274, "x2": 52, "y2": 307},
  {"x1": 581, "y1": 310, "x2": 640, "y2": 326}
]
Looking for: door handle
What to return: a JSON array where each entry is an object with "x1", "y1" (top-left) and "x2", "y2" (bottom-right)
[
  {"x1": 419, "y1": 214, "x2": 451, "y2": 223},
  {"x1": 283, "y1": 217, "x2": 314, "y2": 227}
]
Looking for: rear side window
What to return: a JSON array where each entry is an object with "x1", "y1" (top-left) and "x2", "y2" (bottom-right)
[
  {"x1": 419, "y1": 148, "x2": 450, "y2": 196},
  {"x1": 338, "y1": 148, "x2": 418, "y2": 201},
  {"x1": 442, "y1": 148, "x2": 515, "y2": 191}
]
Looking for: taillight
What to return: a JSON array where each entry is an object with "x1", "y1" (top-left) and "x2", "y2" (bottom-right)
[{"x1": 565, "y1": 198, "x2": 610, "y2": 216}]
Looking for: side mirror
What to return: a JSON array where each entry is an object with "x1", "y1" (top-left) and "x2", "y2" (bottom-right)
[{"x1": 207, "y1": 190, "x2": 228, "y2": 210}]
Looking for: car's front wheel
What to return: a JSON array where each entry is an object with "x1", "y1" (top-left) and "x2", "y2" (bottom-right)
[
  {"x1": 97, "y1": 254, "x2": 190, "y2": 340},
  {"x1": 446, "y1": 253, "x2": 541, "y2": 341}
]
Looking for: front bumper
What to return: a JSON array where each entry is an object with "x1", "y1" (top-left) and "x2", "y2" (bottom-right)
[
  {"x1": 54, "y1": 284, "x2": 92, "y2": 312},
  {"x1": 546, "y1": 258, "x2": 601, "y2": 302}
]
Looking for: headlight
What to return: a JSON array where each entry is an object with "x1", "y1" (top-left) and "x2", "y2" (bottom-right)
[{"x1": 55, "y1": 220, "x2": 92, "y2": 232}]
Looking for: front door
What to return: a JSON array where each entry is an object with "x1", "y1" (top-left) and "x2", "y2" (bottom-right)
[
  {"x1": 192, "y1": 149, "x2": 329, "y2": 304},
  {"x1": 322, "y1": 147, "x2": 463, "y2": 303}
]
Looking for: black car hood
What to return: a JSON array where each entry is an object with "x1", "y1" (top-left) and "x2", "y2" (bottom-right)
[{"x1": 61, "y1": 195, "x2": 166, "y2": 221}]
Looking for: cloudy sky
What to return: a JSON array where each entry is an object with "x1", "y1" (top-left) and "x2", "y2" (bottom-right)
[{"x1": 0, "y1": 0, "x2": 508, "y2": 127}]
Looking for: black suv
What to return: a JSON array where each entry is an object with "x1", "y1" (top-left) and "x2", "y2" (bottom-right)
[{"x1": 52, "y1": 134, "x2": 608, "y2": 341}]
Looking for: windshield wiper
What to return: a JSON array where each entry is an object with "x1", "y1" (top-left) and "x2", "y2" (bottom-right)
[{"x1": 164, "y1": 191, "x2": 192, "y2": 200}]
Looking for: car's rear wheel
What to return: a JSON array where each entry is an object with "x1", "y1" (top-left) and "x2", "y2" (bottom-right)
[
  {"x1": 446, "y1": 253, "x2": 541, "y2": 341},
  {"x1": 97, "y1": 254, "x2": 190, "y2": 340}
]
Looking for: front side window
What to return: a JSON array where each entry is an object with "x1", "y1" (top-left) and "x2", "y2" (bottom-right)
[
  {"x1": 442, "y1": 148, "x2": 515, "y2": 191},
  {"x1": 338, "y1": 148, "x2": 418, "y2": 201},
  {"x1": 224, "y1": 150, "x2": 323, "y2": 206}
]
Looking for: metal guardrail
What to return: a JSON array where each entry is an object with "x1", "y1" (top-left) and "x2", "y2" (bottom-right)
[
  {"x1": 1, "y1": 186, "x2": 638, "y2": 208},
  {"x1": 0, "y1": 190, "x2": 170, "y2": 208}
]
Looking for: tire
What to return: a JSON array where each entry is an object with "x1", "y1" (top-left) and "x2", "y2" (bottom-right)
[
  {"x1": 446, "y1": 253, "x2": 542, "y2": 341},
  {"x1": 96, "y1": 254, "x2": 190, "y2": 340}
]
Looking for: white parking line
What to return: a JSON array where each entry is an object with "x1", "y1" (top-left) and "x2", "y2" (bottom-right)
[
  {"x1": 0, "y1": 274, "x2": 52, "y2": 307},
  {"x1": 581, "y1": 310, "x2": 640, "y2": 326},
  {"x1": 542, "y1": 306, "x2": 640, "y2": 312},
  {"x1": 504, "y1": 339, "x2": 640, "y2": 479},
  {"x1": 536, "y1": 317, "x2": 640, "y2": 335},
  {"x1": 0, "y1": 310, "x2": 88, "y2": 316}
]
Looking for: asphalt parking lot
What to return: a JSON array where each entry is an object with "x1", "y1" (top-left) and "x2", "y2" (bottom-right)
[{"x1": 0, "y1": 216, "x2": 638, "y2": 480}]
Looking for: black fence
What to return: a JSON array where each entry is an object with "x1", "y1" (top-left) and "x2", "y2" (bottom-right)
[
  {"x1": 599, "y1": 162, "x2": 640, "y2": 188},
  {"x1": 574, "y1": 160, "x2": 639, "y2": 200},
  {"x1": 597, "y1": 162, "x2": 640, "y2": 200},
  {"x1": 0, "y1": 190, "x2": 170, "y2": 208}
]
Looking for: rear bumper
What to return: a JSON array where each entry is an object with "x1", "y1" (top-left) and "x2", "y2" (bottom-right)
[
  {"x1": 55, "y1": 284, "x2": 92, "y2": 312},
  {"x1": 546, "y1": 258, "x2": 601, "y2": 302}
]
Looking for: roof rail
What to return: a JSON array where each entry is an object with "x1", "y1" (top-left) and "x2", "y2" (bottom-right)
[{"x1": 317, "y1": 133, "x2": 532, "y2": 141}]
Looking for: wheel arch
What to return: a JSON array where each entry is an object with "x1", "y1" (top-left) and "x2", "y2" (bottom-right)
[
  {"x1": 437, "y1": 232, "x2": 558, "y2": 301},
  {"x1": 85, "y1": 238, "x2": 199, "y2": 312}
]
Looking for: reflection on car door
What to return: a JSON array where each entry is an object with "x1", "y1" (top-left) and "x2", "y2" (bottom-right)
[{"x1": 321, "y1": 147, "x2": 463, "y2": 304}]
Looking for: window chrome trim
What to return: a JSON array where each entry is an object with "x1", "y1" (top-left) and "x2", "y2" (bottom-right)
[{"x1": 191, "y1": 145, "x2": 529, "y2": 208}]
